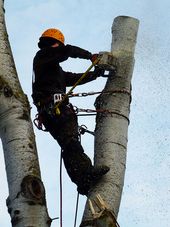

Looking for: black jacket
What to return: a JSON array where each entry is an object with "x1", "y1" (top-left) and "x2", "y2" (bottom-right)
[{"x1": 32, "y1": 44, "x2": 98, "y2": 103}]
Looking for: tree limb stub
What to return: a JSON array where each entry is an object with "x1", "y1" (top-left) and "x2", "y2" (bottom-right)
[{"x1": 21, "y1": 175, "x2": 46, "y2": 204}]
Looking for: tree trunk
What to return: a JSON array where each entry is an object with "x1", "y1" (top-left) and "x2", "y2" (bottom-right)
[
  {"x1": 81, "y1": 16, "x2": 139, "y2": 227},
  {"x1": 0, "y1": 1, "x2": 50, "y2": 226}
]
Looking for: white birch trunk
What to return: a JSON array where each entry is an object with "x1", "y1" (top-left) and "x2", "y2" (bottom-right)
[
  {"x1": 0, "y1": 1, "x2": 50, "y2": 226},
  {"x1": 81, "y1": 16, "x2": 139, "y2": 227}
]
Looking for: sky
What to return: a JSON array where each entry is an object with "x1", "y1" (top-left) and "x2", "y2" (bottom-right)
[{"x1": 0, "y1": 0, "x2": 170, "y2": 226}]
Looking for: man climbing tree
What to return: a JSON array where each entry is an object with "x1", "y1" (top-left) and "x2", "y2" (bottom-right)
[{"x1": 32, "y1": 28, "x2": 110, "y2": 196}]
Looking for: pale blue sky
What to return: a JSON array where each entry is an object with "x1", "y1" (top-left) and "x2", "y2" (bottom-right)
[{"x1": 0, "y1": 0, "x2": 170, "y2": 226}]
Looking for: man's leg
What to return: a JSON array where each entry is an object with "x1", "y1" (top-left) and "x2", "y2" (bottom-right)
[
  {"x1": 58, "y1": 105, "x2": 110, "y2": 195},
  {"x1": 41, "y1": 104, "x2": 109, "y2": 195}
]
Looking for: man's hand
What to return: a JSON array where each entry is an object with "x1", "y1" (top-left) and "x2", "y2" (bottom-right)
[{"x1": 94, "y1": 66, "x2": 105, "y2": 77}]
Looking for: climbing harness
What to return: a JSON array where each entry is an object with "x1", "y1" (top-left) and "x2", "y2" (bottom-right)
[{"x1": 33, "y1": 87, "x2": 131, "y2": 130}]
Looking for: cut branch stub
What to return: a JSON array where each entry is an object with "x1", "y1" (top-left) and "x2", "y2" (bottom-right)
[
  {"x1": 21, "y1": 175, "x2": 45, "y2": 204},
  {"x1": 3, "y1": 85, "x2": 13, "y2": 97}
]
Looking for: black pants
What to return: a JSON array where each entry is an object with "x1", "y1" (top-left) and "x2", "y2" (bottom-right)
[{"x1": 40, "y1": 103, "x2": 92, "y2": 186}]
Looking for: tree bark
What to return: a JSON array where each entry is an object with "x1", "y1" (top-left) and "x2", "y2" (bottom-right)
[
  {"x1": 81, "y1": 16, "x2": 139, "y2": 227},
  {"x1": 0, "y1": 1, "x2": 50, "y2": 226}
]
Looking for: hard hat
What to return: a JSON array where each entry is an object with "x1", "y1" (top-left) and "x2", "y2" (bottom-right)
[{"x1": 41, "y1": 28, "x2": 65, "y2": 44}]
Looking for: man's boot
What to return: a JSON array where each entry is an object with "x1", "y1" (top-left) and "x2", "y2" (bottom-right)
[
  {"x1": 62, "y1": 140, "x2": 110, "y2": 196},
  {"x1": 62, "y1": 141, "x2": 92, "y2": 185},
  {"x1": 77, "y1": 165, "x2": 110, "y2": 195}
]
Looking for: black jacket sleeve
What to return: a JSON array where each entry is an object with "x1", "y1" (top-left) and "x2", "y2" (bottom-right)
[
  {"x1": 35, "y1": 44, "x2": 92, "y2": 65},
  {"x1": 65, "y1": 71, "x2": 97, "y2": 87},
  {"x1": 64, "y1": 66, "x2": 104, "y2": 87},
  {"x1": 65, "y1": 44, "x2": 92, "y2": 60}
]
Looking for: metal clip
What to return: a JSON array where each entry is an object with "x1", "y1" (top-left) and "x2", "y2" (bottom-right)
[
  {"x1": 53, "y1": 93, "x2": 63, "y2": 103},
  {"x1": 78, "y1": 125, "x2": 95, "y2": 136}
]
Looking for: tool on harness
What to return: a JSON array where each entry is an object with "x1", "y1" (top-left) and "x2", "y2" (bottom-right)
[
  {"x1": 53, "y1": 93, "x2": 65, "y2": 115},
  {"x1": 33, "y1": 113, "x2": 47, "y2": 131},
  {"x1": 78, "y1": 125, "x2": 95, "y2": 136},
  {"x1": 54, "y1": 93, "x2": 64, "y2": 103},
  {"x1": 33, "y1": 93, "x2": 66, "y2": 130}
]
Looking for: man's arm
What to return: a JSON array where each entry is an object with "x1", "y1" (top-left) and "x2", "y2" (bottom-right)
[
  {"x1": 65, "y1": 44, "x2": 92, "y2": 60},
  {"x1": 65, "y1": 67, "x2": 105, "y2": 87},
  {"x1": 35, "y1": 44, "x2": 93, "y2": 64}
]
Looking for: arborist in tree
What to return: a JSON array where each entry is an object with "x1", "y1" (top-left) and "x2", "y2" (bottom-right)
[{"x1": 32, "y1": 28, "x2": 110, "y2": 195}]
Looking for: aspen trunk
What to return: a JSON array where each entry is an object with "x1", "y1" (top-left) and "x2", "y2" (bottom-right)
[
  {"x1": 0, "y1": 1, "x2": 50, "y2": 226},
  {"x1": 81, "y1": 16, "x2": 139, "y2": 227}
]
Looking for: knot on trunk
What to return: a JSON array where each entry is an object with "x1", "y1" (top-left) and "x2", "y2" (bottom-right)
[
  {"x1": 21, "y1": 175, "x2": 46, "y2": 205},
  {"x1": 4, "y1": 85, "x2": 13, "y2": 97}
]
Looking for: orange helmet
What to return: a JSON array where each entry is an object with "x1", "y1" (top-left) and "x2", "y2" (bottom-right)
[{"x1": 41, "y1": 28, "x2": 65, "y2": 44}]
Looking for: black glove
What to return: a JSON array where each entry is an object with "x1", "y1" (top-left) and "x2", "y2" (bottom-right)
[{"x1": 94, "y1": 66, "x2": 105, "y2": 77}]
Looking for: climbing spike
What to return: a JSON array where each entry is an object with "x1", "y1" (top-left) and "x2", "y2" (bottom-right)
[
  {"x1": 88, "y1": 199, "x2": 96, "y2": 216},
  {"x1": 95, "y1": 194, "x2": 108, "y2": 210}
]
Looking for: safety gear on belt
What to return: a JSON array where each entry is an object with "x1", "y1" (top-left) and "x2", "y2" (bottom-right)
[
  {"x1": 53, "y1": 93, "x2": 64, "y2": 103},
  {"x1": 41, "y1": 28, "x2": 65, "y2": 44},
  {"x1": 35, "y1": 93, "x2": 66, "y2": 107}
]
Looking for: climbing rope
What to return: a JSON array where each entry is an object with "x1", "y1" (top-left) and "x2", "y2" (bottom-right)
[
  {"x1": 73, "y1": 192, "x2": 80, "y2": 227},
  {"x1": 60, "y1": 150, "x2": 63, "y2": 227},
  {"x1": 72, "y1": 127, "x2": 83, "y2": 227},
  {"x1": 59, "y1": 125, "x2": 91, "y2": 227},
  {"x1": 73, "y1": 124, "x2": 94, "y2": 227}
]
